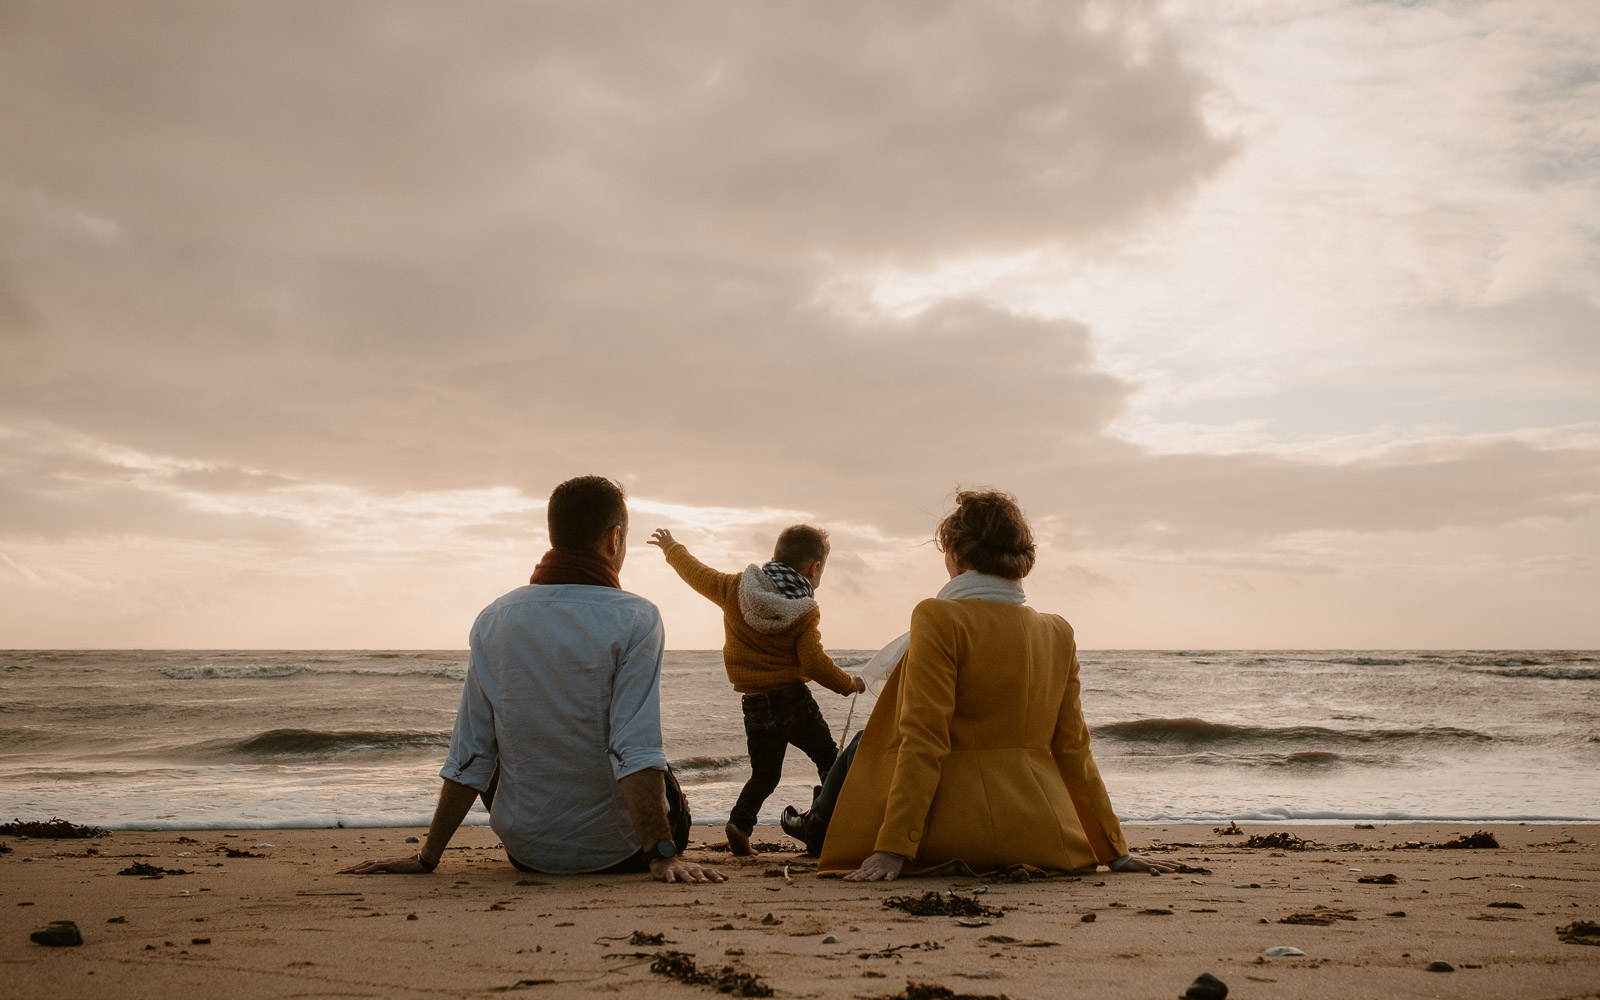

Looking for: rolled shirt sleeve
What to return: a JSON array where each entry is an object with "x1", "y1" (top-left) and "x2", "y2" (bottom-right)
[
  {"x1": 439, "y1": 641, "x2": 499, "y2": 792},
  {"x1": 607, "y1": 608, "x2": 669, "y2": 780}
]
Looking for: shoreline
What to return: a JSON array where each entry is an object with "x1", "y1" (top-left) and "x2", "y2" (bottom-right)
[{"x1": 5, "y1": 822, "x2": 1598, "y2": 999}]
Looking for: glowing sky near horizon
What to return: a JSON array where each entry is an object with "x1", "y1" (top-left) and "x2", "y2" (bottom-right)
[{"x1": 1, "y1": 0, "x2": 1596, "y2": 649}]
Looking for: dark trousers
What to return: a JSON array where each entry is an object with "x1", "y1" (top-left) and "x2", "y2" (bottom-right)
[
  {"x1": 811, "y1": 730, "x2": 861, "y2": 836},
  {"x1": 484, "y1": 763, "x2": 692, "y2": 874},
  {"x1": 729, "y1": 682, "x2": 838, "y2": 835}
]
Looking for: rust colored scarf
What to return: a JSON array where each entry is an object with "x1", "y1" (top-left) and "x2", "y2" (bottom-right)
[{"x1": 530, "y1": 547, "x2": 621, "y2": 589}]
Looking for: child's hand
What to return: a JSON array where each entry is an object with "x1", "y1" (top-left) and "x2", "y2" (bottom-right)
[{"x1": 648, "y1": 528, "x2": 677, "y2": 550}]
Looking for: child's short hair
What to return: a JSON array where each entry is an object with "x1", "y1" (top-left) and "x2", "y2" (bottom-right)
[{"x1": 773, "y1": 524, "x2": 830, "y2": 570}]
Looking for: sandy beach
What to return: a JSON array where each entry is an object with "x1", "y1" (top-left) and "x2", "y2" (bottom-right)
[{"x1": 4, "y1": 822, "x2": 1597, "y2": 999}]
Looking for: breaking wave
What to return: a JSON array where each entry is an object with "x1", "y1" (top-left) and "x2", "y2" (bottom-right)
[
  {"x1": 1093, "y1": 717, "x2": 1493, "y2": 749},
  {"x1": 1471, "y1": 666, "x2": 1600, "y2": 681},
  {"x1": 670, "y1": 755, "x2": 746, "y2": 773},
  {"x1": 160, "y1": 663, "x2": 305, "y2": 679},
  {"x1": 185, "y1": 728, "x2": 451, "y2": 761}
]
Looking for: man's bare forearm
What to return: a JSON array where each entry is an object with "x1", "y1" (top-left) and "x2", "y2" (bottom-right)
[
  {"x1": 420, "y1": 777, "x2": 482, "y2": 868},
  {"x1": 616, "y1": 767, "x2": 672, "y2": 851}
]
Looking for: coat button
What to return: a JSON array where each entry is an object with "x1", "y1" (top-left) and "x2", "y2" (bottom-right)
[{"x1": 907, "y1": 830, "x2": 920, "y2": 842}]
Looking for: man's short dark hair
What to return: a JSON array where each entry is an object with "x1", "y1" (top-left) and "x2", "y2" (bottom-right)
[
  {"x1": 773, "y1": 524, "x2": 829, "y2": 570},
  {"x1": 547, "y1": 476, "x2": 628, "y2": 550}
]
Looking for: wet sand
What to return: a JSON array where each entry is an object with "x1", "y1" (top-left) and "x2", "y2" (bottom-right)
[{"x1": 4, "y1": 822, "x2": 1598, "y2": 999}]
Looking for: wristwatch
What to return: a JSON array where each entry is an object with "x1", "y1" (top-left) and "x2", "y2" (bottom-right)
[{"x1": 644, "y1": 839, "x2": 676, "y2": 864}]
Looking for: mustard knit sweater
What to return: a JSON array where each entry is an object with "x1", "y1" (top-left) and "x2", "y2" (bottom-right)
[{"x1": 662, "y1": 542, "x2": 856, "y2": 696}]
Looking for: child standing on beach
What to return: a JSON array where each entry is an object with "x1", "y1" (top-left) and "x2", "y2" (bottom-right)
[{"x1": 649, "y1": 524, "x2": 864, "y2": 855}]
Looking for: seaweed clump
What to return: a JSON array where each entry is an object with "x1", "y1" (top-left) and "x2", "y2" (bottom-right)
[
  {"x1": 874, "y1": 983, "x2": 1011, "y2": 1000},
  {"x1": 882, "y1": 891, "x2": 1003, "y2": 919},
  {"x1": 1557, "y1": 921, "x2": 1600, "y2": 946},
  {"x1": 117, "y1": 862, "x2": 192, "y2": 877},
  {"x1": 1241, "y1": 831, "x2": 1318, "y2": 850},
  {"x1": 1391, "y1": 830, "x2": 1500, "y2": 851},
  {"x1": 1, "y1": 818, "x2": 109, "y2": 839},
  {"x1": 649, "y1": 950, "x2": 773, "y2": 997}
]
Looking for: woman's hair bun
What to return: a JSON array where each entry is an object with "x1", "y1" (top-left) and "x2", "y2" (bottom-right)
[{"x1": 936, "y1": 489, "x2": 1036, "y2": 580}]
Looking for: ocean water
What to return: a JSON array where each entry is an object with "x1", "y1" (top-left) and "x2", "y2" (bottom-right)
[{"x1": 2, "y1": 649, "x2": 1596, "y2": 831}]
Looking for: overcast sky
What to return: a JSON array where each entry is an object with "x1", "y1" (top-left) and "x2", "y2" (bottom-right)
[{"x1": 2, "y1": 0, "x2": 1596, "y2": 649}]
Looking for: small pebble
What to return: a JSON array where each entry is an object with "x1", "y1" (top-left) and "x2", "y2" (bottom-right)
[
  {"x1": 252, "y1": 843, "x2": 274, "y2": 849},
  {"x1": 407, "y1": 914, "x2": 418, "y2": 921},
  {"x1": 1426, "y1": 961, "x2": 1454, "y2": 973},
  {"x1": 191, "y1": 937, "x2": 210, "y2": 945},
  {"x1": 1080, "y1": 913, "x2": 1096, "y2": 923},
  {"x1": 1184, "y1": 971, "x2": 1229, "y2": 999},
  {"x1": 1264, "y1": 946, "x2": 1304, "y2": 957},
  {"x1": 107, "y1": 916, "x2": 126, "y2": 924},
  {"x1": 405, "y1": 836, "x2": 420, "y2": 844},
  {"x1": 822, "y1": 934, "x2": 838, "y2": 944},
  {"x1": 972, "y1": 886, "x2": 989, "y2": 895},
  {"x1": 177, "y1": 890, "x2": 190, "y2": 896}
]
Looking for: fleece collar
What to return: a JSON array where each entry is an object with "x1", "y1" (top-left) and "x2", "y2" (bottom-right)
[{"x1": 737, "y1": 564, "x2": 818, "y2": 634}]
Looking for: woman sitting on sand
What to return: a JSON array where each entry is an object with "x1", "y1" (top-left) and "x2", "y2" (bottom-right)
[{"x1": 785, "y1": 489, "x2": 1175, "y2": 881}]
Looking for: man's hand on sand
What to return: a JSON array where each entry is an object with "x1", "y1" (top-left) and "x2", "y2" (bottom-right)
[
  {"x1": 1109, "y1": 853, "x2": 1182, "y2": 874},
  {"x1": 648, "y1": 528, "x2": 676, "y2": 550},
  {"x1": 649, "y1": 856, "x2": 726, "y2": 884},
  {"x1": 338, "y1": 854, "x2": 433, "y2": 875}
]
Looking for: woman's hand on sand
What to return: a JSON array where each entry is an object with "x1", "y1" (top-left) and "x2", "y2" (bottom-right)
[
  {"x1": 853, "y1": 675, "x2": 867, "y2": 693},
  {"x1": 1108, "y1": 853, "x2": 1182, "y2": 874},
  {"x1": 647, "y1": 528, "x2": 676, "y2": 550},
  {"x1": 842, "y1": 851, "x2": 906, "y2": 882},
  {"x1": 649, "y1": 856, "x2": 727, "y2": 884},
  {"x1": 338, "y1": 854, "x2": 433, "y2": 875}
]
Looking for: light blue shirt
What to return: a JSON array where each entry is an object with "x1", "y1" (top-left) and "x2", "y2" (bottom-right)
[{"x1": 440, "y1": 584, "x2": 668, "y2": 874}]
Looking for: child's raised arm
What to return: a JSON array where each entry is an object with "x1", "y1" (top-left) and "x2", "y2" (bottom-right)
[{"x1": 649, "y1": 528, "x2": 737, "y2": 604}]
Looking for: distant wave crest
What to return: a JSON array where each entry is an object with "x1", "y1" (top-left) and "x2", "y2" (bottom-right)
[
  {"x1": 1094, "y1": 717, "x2": 1493, "y2": 749},
  {"x1": 160, "y1": 664, "x2": 304, "y2": 680},
  {"x1": 193, "y1": 728, "x2": 451, "y2": 761},
  {"x1": 670, "y1": 754, "x2": 746, "y2": 773},
  {"x1": 1472, "y1": 666, "x2": 1600, "y2": 681}
]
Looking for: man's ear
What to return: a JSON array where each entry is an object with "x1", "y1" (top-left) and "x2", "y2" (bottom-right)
[{"x1": 601, "y1": 523, "x2": 626, "y2": 567}]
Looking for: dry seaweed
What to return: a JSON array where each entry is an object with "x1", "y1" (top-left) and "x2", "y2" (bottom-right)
[
  {"x1": 1357, "y1": 873, "x2": 1399, "y2": 884},
  {"x1": 882, "y1": 891, "x2": 1003, "y2": 919},
  {"x1": 1213, "y1": 821, "x2": 1243, "y2": 836},
  {"x1": 873, "y1": 982, "x2": 1011, "y2": 1000},
  {"x1": 859, "y1": 941, "x2": 943, "y2": 959},
  {"x1": 1240, "y1": 831, "x2": 1318, "y2": 850},
  {"x1": 117, "y1": 862, "x2": 192, "y2": 877},
  {"x1": 629, "y1": 931, "x2": 668, "y2": 946},
  {"x1": 980, "y1": 934, "x2": 1059, "y2": 947},
  {"x1": 1557, "y1": 921, "x2": 1600, "y2": 946},
  {"x1": 1279, "y1": 907, "x2": 1356, "y2": 926},
  {"x1": 649, "y1": 950, "x2": 773, "y2": 997},
  {"x1": 1391, "y1": 830, "x2": 1500, "y2": 851},
  {"x1": 1, "y1": 817, "x2": 109, "y2": 839}
]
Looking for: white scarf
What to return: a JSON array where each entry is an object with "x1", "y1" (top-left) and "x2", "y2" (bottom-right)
[
  {"x1": 857, "y1": 571, "x2": 1026, "y2": 691},
  {"x1": 936, "y1": 569, "x2": 1027, "y2": 605}
]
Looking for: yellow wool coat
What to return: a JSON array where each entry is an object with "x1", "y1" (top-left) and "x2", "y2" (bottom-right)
[{"x1": 818, "y1": 597, "x2": 1129, "y2": 874}]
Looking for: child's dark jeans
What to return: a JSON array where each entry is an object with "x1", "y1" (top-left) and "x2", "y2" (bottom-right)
[{"x1": 730, "y1": 681, "x2": 838, "y2": 835}]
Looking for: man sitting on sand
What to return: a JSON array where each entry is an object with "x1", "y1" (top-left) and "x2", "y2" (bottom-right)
[
  {"x1": 340, "y1": 476, "x2": 723, "y2": 884},
  {"x1": 649, "y1": 524, "x2": 863, "y2": 856}
]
